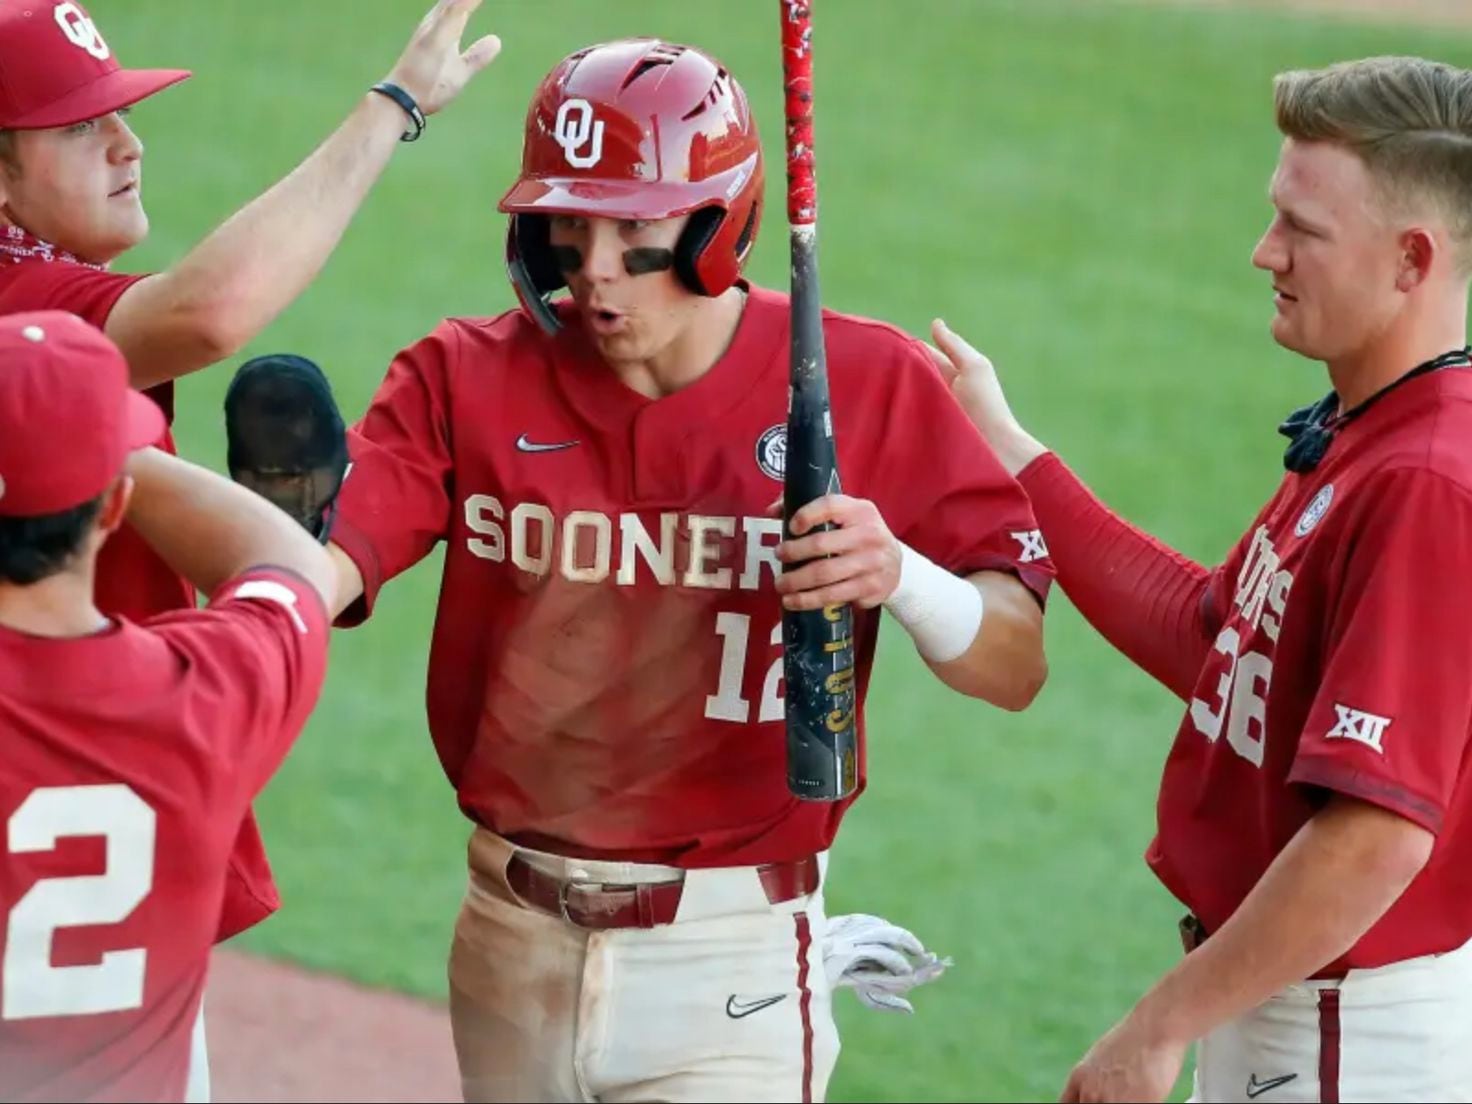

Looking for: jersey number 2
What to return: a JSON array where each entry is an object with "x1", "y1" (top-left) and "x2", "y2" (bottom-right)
[
  {"x1": 3, "y1": 785, "x2": 156, "y2": 1021},
  {"x1": 705, "y1": 612, "x2": 785, "y2": 723}
]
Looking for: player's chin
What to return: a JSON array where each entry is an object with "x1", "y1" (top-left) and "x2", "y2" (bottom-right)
[
  {"x1": 1268, "y1": 315, "x2": 1312, "y2": 357},
  {"x1": 588, "y1": 329, "x2": 647, "y2": 362},
  {"x1": 93, "y1": 210, "x2": 148, "y2": 261}
]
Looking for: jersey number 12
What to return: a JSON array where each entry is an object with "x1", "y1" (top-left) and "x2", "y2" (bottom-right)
[{"x1": 705, "y1": 612, "x2": 785, "y2": 723}]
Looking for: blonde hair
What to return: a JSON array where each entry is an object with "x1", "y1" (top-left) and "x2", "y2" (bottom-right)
[{"x1": 1275, "y1": 56, "x2": 1472, "y2": 273}]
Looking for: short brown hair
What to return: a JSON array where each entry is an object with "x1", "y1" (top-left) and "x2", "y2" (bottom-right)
[
  {"x1": 1275, "y1": 57, "x2": 1472, "y2": 272},
  {"x1": 0, "y1": 130, "x2": 16, "y2": 174}
]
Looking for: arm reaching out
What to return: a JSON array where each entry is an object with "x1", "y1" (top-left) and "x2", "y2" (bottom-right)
[
  {"x1": 928, "y1": 320, "x2": 1213, "y2": 699},
  {"x1": 108, "y1": 0, "x2": 502, "y2": 388}
]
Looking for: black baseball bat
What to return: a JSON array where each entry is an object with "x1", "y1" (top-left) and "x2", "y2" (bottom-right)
[{"x1": 780, "y1": 0, "x2": 858, "y2": 802}]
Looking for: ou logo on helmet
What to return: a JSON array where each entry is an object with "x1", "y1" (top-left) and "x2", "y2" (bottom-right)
[
  {"x1": 553, "y1": 99, "x2": 605, "y2": 169},
  {"x1": 55, "y1": 2, "x2": 111, "y2": 61}
]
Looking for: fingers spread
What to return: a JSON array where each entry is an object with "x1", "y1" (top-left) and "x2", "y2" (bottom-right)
[
  {"x1": 430, "y1": 0, "x2": 480, "y2": 41},
  {"x1": 463, "y1": 33, "x2": 502, "y2": 70}
]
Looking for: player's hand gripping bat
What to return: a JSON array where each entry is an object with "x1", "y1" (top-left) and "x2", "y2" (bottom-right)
[{"x1": 779, "y1": 0, "x2": 858, "y2": 801}]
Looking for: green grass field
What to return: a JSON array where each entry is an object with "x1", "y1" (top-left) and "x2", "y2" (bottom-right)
[{"x1": 99, "y1": 1, "x2": 1471, "y2": 1100}]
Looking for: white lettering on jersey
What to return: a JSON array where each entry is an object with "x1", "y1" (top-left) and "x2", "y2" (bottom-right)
[
  {"x1": 510, "y1": 502, "x2": 555, "y2": 576},
  {"x1": 553, "y1": 99, "x2": 605, "y2": 169},
  {"x1": 1011, "y1": 529, "x2": 1048, "y2": 564},
  {"x1": 617, "y1": 513, "x2": 677, "y2": 586},
  {"x1": 465, "y1": 494, "x2": 506, "y2": 561},
  {"x1": 4, "y1": 786, "x2": 153, "y2": 1020},
  {"x1": 462, "y1": 496, "x2": 786, "y2": 591},
  {"x1": 1231, "y1": 526, "x2": 1293, "y2": 642},
  {"x1": 55, "y1": 2, "x2": 110, "y2": 60},
  {"x1": 1188, "y1": 526, "x2": 1296, "y2": 767},
  {"x1": 683, "y1": 515, "x2": 737, "y2": 589},
  {"x1": 233, "y1": 579, "x2": 308, "y2": 635},
  {"x1": 561, "y1": 511, "x2": 612, "y2": 584},
  {"x1": 739, "y1": 518, "x2": 783, "y2": 591},
  {"x1": 1326, "y1": 704, "x2": 1391, "y2": 754}
]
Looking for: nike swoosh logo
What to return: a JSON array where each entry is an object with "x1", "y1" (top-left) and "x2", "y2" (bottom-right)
[
  {"x1": 725, "y1": 994, "x2": 787, "y2": 1019},
  {"x1": 515, "y1": 433, "x2": 580, "y2": 453},
  {"x1": 1246, "y1": 1073, "x2": 1299, "y2": 1098}
]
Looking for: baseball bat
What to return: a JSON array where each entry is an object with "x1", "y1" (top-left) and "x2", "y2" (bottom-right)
[{"x1": 779, "y1": 0, "x2": 858, "y2": 802}]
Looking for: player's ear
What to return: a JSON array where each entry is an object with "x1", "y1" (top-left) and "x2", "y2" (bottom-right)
[
  {"x1": 95, "y1": 474, "x2": 134, "y2": 537},
  {"x1": 1396, "y1": 227, "x2": 1437, "y2": 292}
]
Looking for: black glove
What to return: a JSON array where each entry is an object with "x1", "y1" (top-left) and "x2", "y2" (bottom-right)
[{"x1": 224, "y1": 353, "x2": 348, "y2": 542}]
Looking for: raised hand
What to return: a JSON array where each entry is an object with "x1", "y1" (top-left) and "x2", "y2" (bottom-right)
[
  {"x1": 385, "y1": 0, "x2": 502, "y2": 116},
  {"x1": 927, "y1": 318, "x2": 1047, "y2": 478}
]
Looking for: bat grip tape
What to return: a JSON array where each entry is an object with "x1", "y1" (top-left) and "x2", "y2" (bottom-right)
[{"x1": 884, "y1": 543, "x2": 985, "y2": 663}]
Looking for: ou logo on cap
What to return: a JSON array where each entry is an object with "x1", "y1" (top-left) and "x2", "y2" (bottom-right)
[
  {"x1": 55, "y1": 2, "x2": 111, "y2": 62},
  {"x1": 553, "y1": 99, "x2": 605, "y2": 169}
]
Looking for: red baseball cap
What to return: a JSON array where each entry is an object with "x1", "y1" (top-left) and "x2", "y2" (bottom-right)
[
  {"x1": 0, "y1": 1, "x2": 190, "y2": 129},
  {"x1": 0, "y1": 311, "x2": 163, "y2": 517}
]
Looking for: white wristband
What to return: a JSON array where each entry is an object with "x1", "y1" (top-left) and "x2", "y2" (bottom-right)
[{"x1": 883, "y1": 543, "x2": 985, "y2": 663}]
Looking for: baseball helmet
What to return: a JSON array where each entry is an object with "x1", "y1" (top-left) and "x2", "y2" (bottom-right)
[{"x1": 498, "y1": 39, "x2": 764, "y2": 333}]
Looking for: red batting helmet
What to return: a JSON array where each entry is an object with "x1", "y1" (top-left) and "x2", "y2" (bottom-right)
[{"x1": 498, "y1": 39, "x2": 764, "y2": 333}]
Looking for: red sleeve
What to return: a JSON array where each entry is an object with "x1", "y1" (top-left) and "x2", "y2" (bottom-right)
[
  {"x1": 148, "y1": 566, "x2": 330, "y2": 796},
  {"x1": 1017, "y1": 452, "x2": 1217, "y2": 700},
  {"x1": 1289, "y1": 469, "x2": 1472, "y2": 833},
  {"x1": 0, "y1": 258, "x2": 145, "y2": 327},
  {"x1": 330, "y1": 321, "x2": 458, "y2": 624},
  {"x1": 0, "y1": 260, "x2": 173, "y2": 421},
  {"x1": 863, "y1": 338, "x2": 1054, "y2": 603},
  {"x1": 149, "y1": 567, "x2": 328, "y2": 944}
]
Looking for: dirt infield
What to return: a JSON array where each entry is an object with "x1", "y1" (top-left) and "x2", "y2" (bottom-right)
[{"x1": 208, "y1": 950, "x2": 460, "y2": 1103}]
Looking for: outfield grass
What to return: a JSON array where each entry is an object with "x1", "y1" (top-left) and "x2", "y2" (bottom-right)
[{"x1": 101, "y1": 2, "x2": 1472, "y2": 1100}]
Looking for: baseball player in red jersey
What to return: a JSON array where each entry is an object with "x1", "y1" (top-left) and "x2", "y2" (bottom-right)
[
  {"x1": 0, "y1": 0, "x2": 496, "y2": 954},
  {"x1": 933, "y1": 57, "x2": 1472, "y2": 1103},
  {"x1": 322, "y1": 39, "x2": 1052, "y2": 1103},
  {"x1": 0, "y1": 312, "x2": 334, "y2": 1103}
]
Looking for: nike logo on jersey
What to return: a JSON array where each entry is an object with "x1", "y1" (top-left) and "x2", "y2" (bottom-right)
[
  {"x1": 1245, "y1": 1073, "x2": 1298, "y2": 1098},
  {"x1": 515, "y1": 433, "x2": 580, "y2": 453},
  {"x1": 725, "y1": 993, "x2": 787, "y2": 1019}
]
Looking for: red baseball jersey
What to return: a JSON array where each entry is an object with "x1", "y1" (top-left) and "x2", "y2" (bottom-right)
[
  {"x1": 1151, "y1": 368, "x2": 1472, "y2": 971},
  {"x1": 0, "y1": 568, "x2": 328, "y2": 1103},
  {"x1": 0, "y1": 258, "x2": 281, "y2": 942},
  {"x1": 333, "y1": 285, "x2": 1053, "y2": 867},
  {"x1": 0, "y1": 259, "x2": 187, "y2": 619}
]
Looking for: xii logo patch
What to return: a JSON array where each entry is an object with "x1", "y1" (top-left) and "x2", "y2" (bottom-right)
[
  {"x1": 1326, "y1": 704, "x2": 1391, "y2": 755},
  {"x1": 1011, "y1": 529, "x2": 1049, "y2": 564}
]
